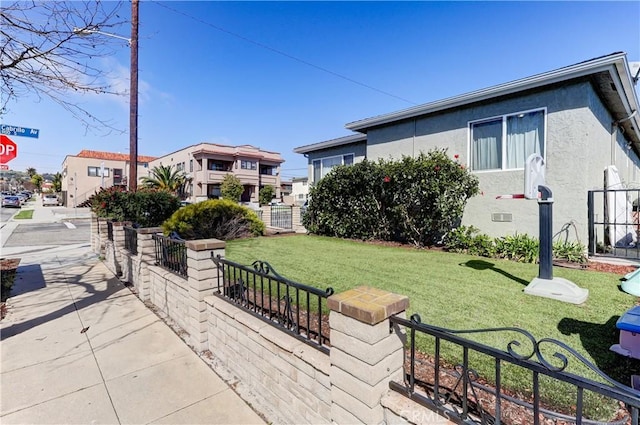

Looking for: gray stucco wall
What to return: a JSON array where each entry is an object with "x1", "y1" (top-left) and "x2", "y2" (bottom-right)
[{"x1": 366, "y1": 81, "x2": 640, "y2": 244}]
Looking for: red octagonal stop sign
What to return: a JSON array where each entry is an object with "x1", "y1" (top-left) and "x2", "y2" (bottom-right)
[{"x1": 0, "y1": 134, "x2": 18, "y2": 163}]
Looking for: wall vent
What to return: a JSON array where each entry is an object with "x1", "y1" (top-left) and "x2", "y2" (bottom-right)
[{"x1": 492, "y1": 213, "x2": 513, "y2": 222}]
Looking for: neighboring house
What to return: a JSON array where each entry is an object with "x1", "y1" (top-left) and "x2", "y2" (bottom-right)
[
  {"x1": 291, "y1": 177, "x2": 309, "y2": 205},
  {"x1": 61, "y1": 150, "x2": 156, "y2": 207},
  {"x1": 294, "y1": 52, "x2": 640, "y2": 245},
  {"x1": 148, "y1": 143, "x2": 284, "y2": 203}
]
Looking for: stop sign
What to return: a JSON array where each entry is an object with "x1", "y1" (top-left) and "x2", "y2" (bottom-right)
[{"x1": 0, "y1": 135, "x2": 17, "y2": 163}]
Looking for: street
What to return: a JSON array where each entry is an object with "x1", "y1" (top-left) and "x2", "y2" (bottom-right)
[{"x1": 4, "y1": 221, "x2": 90, "y2": 247}]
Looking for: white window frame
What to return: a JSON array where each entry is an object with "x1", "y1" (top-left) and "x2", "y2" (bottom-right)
[
  {"x1": 468, "y1": 107, "x2": 547, "y2": 173},
  {"x1": 88, "y1": 166, "x2": 109, "y2": 177},
  {"x1": 241, "y1": 160, "x2": 257, "y2": 170},
  {"x1": 312, "y1": 152, "x2": 355, "y2": 183}
]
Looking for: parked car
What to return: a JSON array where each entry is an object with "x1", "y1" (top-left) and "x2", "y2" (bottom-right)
[
  {"x1": 42, "y1": 193, "x2": 60, "y2": 206},
  {"x1": 2, "y1": 196, "x2": 21, "y2": 208}
]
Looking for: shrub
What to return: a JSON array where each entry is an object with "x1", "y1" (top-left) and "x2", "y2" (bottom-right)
[
  {"x1": 495, "y1": 233, "x2": 539, "y2": 263},
  {"x1": 259, "y1": 186, "x2": 275, "y2": 206},
  {"x1": 88, "y1": 187, "x2": 180, "y2": 227},
  {"x1": 221, "y1": 174, "x2": 243, "y2": 202},
  {"x1": 304, "y1": 149, "x2": 479, "y2": 247},
  {"x1": 304, "y1": 160, "x2": 390, "y2": 240},
  {"x1": 162, "y1": 199, "x2": 264, "y2": 240},
  {"x1": 443, "y1": 225, "x2": 481, "y2": 253},
  {"x1": 553, "y1": 240, "x2": 588, "y2": 264}
]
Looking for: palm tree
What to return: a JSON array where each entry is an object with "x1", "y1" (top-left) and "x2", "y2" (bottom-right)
[
  {"x1": 140, "y1": 165, "x2": 187, "y2": 195},
  {"x1": 26, "y1": 167, "x2": 36, "y2": 178},
  {"x1": 52, "y1": 172, "x2": 62, "y2": 193}
]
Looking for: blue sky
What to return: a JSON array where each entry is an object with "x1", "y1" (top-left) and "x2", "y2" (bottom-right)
[{"x1": 5, "y1": 1, "x2": 640, "y2": 179}]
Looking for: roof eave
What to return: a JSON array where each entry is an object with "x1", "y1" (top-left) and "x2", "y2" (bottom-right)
[{"x1": 346, "y1": 53, "x2": 631, "y2": 132}]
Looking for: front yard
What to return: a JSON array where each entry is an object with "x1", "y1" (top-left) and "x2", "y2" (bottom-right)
[{"x1": 227, "y1": 234, "x2": 639, "y2": 418}]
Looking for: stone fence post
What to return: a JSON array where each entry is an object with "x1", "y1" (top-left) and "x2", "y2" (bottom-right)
[
  {"x1": 97, "y1": 217, "x2": 110, "y2": 257},
  {"x1": 90, "y1": 213, "x2": 100, "y2": 254},
  {"x1": 261, "y1": 205, "x2": 272, "y2": 227},
  {"x1": 185, "y1": 239, "x2": 226, "y2": 351},
  {"x1": 291, "y1": 206, "x2": 306, "y2": 233},
  {"x1": 135, "y1": 227, "x2": 161, "y2": 301},
  {"x1": 328, "y1": 286, "x2": 409, "y2": 425}
]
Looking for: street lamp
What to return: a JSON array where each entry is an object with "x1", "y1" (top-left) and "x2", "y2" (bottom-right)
[{"x1": 72, "y1": 0, "x2": 139, "y2": 192}]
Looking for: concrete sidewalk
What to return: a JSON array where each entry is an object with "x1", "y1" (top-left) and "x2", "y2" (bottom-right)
[{"x1": 0, "y1": 244, "x2": 265, "y2": 423}]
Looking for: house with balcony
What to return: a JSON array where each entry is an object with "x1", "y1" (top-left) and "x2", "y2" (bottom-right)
[
  {"x1": 294, "y1": 52, "x2": 640, "y2": 247},
  {"x1": 148, "y1": 143, "x2": 284, "y2": 203},
  {"x1": 61, "y1": 150, "x2": 156, "y2": 207}
]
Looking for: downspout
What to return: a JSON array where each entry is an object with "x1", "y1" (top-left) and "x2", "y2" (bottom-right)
[{"x1": 413, "y1": 119, "x2": 417, "y2": 158}]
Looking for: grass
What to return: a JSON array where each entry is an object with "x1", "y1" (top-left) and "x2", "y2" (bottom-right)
[
  {"x1": 227, "y1": 234, "x2": 640, "y2": 419},
  {"x1": 13, "y1": 209, "x2": 33, "y2": 219}
]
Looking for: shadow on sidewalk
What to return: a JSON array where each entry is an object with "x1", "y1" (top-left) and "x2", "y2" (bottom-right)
[
  {"x1": 1, "y1": 262, "x2": 125, "y2": 340},
  {"x1": 9, "y1": 265, "x2": 46, "y2": 297}
]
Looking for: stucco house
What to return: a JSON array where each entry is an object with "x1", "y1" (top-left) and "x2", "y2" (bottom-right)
[
  {"x1": 61, "y1": 150, "x2": 156, "y2": 207},
  {"x1": 149, "y1": 143, "x2": 284, "y2": 203},
  {"x1": 294, "y1": 52, "x2": 640, "y2": 245}
]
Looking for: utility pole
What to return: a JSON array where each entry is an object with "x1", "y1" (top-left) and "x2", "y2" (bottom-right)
[{"x1": 129, "y1": 0, "x2": 139, "y2": 192}]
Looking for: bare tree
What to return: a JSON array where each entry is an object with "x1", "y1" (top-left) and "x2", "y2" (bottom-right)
[{"x1": 0, "y1": 1, "x2": 127, "y2": 132}]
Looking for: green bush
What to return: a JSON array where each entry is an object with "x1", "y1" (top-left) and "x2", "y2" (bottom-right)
[
  {"x1": 221, "y1": 174, "x2": 243, "y2": 202},
  {"x1": 444, "y1": 226, "x2": 587, "y2": 265},
  {"x1": 259, "y1": 186, "x2": 275, "y2": 206},
  {"x1": 162, "y1": 199, "x2": 264, "y2": 240},
  {"x1": 303, "y1": 160, "x2": 390, "y2": 240},
  {"x1": 89, "y1": 187, "x2": 180, "y2": 227},
  {"x1": 495, "y1": 233, "x2": 539, "y2": 263},
  {"x1": 553, "y1": 240, "x2": 588, "y2": 263},
  {"x1": 304, "y1": 149, "x2": 479, "y2": 246}
]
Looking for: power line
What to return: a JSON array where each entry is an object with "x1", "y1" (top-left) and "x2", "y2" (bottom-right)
[{"x1": 149, "y1": 1, "x2": 417, "y2": 106}]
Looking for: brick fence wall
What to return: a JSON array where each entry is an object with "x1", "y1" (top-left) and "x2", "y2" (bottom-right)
[{"x1": 93, "y1": 222, "x2": 450, "y2": 425}]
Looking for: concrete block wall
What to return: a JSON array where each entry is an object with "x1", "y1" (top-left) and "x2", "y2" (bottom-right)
[
  {"x1": 292, "y1": 206, "x2": 307, "y2": 233},
  {"x1": 118, "y1": 227, "x2": 161, "y2": 301},
  {"x1": 89, "y1": 223, "x2": 452, "y2": 425},
  {"x1": 148, "y1": 265, "x2": 191, "y2": 332},
  {"x1": 261, "y1": 205, "x2": 272, "y2": 227},
  {"x1": 205, "y1": 295, "x2": 332, "y2": 424}
]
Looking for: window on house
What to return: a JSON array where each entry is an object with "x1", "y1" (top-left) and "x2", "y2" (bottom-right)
[
  {"x1": 189, "y1": 159, "x2": 193, "y2": 172},
  {"x1": 241, "y1": 160, "x2": 257, "y2": 170},
  {"x1": 208, "y1": 160, "x2": 231, "y2": 171},
  {"x1": 312, "y1": 153, "x2": 355, "y2": 182},
  {"x1": 470, "y1": 109, "x2": 545, "y2": 171},
  {"x1": 113, "y1": 169, "x2": 123, "y2": 185},
  {"x1": 260, "y1": 165, "x2": 277, "y2": 175},
  {"x1": 87, "y1": 166, "x2": 109, "y2": 177}
]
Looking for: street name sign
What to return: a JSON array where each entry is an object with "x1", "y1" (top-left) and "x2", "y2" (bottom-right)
[{"x1": 1, "y1": 124, "x2": 39, "y2": 139}]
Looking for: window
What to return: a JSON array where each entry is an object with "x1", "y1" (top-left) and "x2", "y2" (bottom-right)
[
  {"x1": 260, "y1": 165, "x2": 277, "y2": 175},
  {"x1": 189, "y1": 159, "x2": 193, "y2": 173},
  {"x1": 87, "y1": 166, "x2": 109, "y2": 177},
  {"x1": 208, "y1": 160, "x2": 231, "y2": 171},
  {"x1": 241, "y1": 160, "x2": 257, "y2": 170},
  {"x1": 470, "y1": 109, "x2": 545, "y2": 171},
  {"x1": 113, "y1": 168, "x2": 123, "y2": 185},
  {"x1": 312, "y1": 153, "x2": 355, "y2": 182}
]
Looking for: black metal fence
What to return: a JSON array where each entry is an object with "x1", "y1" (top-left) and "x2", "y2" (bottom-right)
[
  {"x1": 588, "y1": 189, "x2": 640, "y2": 259},
  {"x1": 152, "y1": 234, "x2": 187, "y2": 278},
  {"x1": 211, "y1": 255, "x2": 333, "y2": 353},
  {"x1": 389, "y1": 314, "x2": 640, "y2": 425},
  {"x1": 124, "y1": 226, "x2": 138, "y2": 255},
  {"x1": 107, "y1": 220, "x2": 114, "y2": 241},
  {"x1": 270, "y1": 205, "x2": 292, "y2": 229}
]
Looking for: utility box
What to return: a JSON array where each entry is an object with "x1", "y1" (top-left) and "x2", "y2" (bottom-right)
[{"x1": 610, "y1": 306, "x2": 640, "y2": 359}]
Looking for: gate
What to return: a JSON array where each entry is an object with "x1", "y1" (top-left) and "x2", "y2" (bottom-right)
[
  {"x1": 588, "y1": 188, "x2": 640, "y2": 259},
  {"x1": 270, "y1": 205, "x2": 292, "y2": 229}
]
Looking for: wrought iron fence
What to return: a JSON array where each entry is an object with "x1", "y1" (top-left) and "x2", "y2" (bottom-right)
[
  {"x1": 152, "y1": 234, "x2": 187, "y2": 278},
  {"x1": 389, "y1": 314, "x2": 640, "y2": 425},
  {"x1": 588, "y1": 189, "x2": 640, "y2": 259},
  {"x1": 123, "y1": 226, "x2": 138, "y2": 255},
  {"x1": 211, "y1": 254, "x2": 333, "y2": 353},
  {"x1": 270, "y1": 205, "x2": 292, "y2": 229},
  {"x1": 107, "y1": 220, "x2": 114, "y2": 241}
]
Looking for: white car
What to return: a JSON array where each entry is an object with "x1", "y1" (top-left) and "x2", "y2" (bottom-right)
[{"x1": 42, "y1": 194, "x2": 60, "y2": 206}]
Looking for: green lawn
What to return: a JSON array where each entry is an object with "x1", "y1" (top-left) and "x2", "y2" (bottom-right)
[
  {"x1": 13, "y1": 209, "x2": 33, "y2": 219},
  {"x1": 227, "y1": 234, "x2": 639, "y2": 418}
]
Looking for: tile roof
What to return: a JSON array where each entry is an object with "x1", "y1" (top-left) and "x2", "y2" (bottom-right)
[{"x1": 76, "y1": 150, "x2": 157, "y2": 163}]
